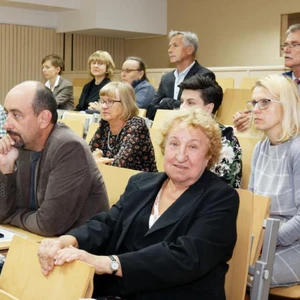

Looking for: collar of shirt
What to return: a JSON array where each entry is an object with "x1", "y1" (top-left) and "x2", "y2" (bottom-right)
[
  {"x1": 45, "y1": 75, "x2": 60, "y2": 91},
  {"x1": 291, "y1": 73, "x2": 300, "y2": 94},
  {"x1": 173, "y1": 61, "x2": 196, "y2": 99}
]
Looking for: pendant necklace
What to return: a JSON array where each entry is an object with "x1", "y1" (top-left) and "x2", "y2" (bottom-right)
[{"x1": 107, "y1": 123, "x2": 126, "y2": 151}]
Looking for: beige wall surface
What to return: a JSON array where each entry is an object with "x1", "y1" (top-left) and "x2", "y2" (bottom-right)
[{"x1": 125, "y1": 0, "x2": 300, "y2": 68}]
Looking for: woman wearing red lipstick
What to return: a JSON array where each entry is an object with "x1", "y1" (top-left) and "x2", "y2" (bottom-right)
[
  {"x1": 248, "y1": 74, "x2": 300, "y2": 287},
  {"x1": 38, "y1": 108, "x2": 238, "y2": 300}
]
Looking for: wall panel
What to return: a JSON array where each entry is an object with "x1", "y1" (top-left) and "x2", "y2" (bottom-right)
[
  {"x1": 0, "y1": 24, "x2": 64, "y2": 104},
  {"x1": 0, "y1": 24, "x2": 125, "y2": 104},
  {"x1": 72, "y1": 34, "x2": 125, "y2": 72}
]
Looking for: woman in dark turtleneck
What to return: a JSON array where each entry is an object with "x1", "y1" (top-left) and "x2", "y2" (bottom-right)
[{"x1": 75, "y1": 50, "x2": 115, "y2": 111}]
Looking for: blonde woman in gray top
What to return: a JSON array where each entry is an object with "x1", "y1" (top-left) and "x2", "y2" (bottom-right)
[{"x1": 248, "y1": 74, "x2": 300, "y2": 286}]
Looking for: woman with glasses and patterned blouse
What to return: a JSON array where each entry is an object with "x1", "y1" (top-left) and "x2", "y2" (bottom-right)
[
  {"x1": 90, "y1": 81, "x2": 157, "y2": 172},
  {"x1": 248, "y1": 74, "x2": 300, "y2": 287}
]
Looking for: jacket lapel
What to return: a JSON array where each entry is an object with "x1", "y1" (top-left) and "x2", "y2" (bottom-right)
[
  {"x1": 144, "y1": 172, "x2": 209, "y2": 237},
  {"x1": 115, "y1": 172, "x2": 168, "y2": 250}
]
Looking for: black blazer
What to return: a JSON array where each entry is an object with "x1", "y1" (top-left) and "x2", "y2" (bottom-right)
[
  {"x1": 68, "y1": 170, "x2": 239, "y2": 300},
  {"x1": 146, "y1": 61, "x2": 215, "y2": 120},
  {"x1": 75, "y1": 77, "x2": 111, "y2": 111}
]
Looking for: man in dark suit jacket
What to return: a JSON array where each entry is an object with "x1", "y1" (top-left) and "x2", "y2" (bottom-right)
[{"x1": 146, "y1": 30, "x2": 215, "y2": 120}]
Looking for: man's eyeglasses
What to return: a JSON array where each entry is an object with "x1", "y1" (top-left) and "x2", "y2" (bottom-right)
[
  {"x1": 99, "y1": 98, "x2": 122, "y2": 108},
  {"x1": 246, "y1": 99, "x2": 281, "y2": 111},
  {"x1": 121, "y1": 69, "x2": 141, "y2": 74},
  {"x1": 280, "y1": 43, "x2": 300, "y2": 50}
]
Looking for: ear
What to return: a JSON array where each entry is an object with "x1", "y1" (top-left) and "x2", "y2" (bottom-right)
[
  {"x1": 204, "y1": 103, "x2": 214, "y2": 114},
  {"x1": 38, "y1": 110, "x2": 52, "y2": 129},
  {"x1": 187, "y1": 46, "x2": 194, "y2": 56}
]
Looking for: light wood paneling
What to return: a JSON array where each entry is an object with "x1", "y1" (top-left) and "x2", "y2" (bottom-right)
[
  {"x1": 0, "y1": 24, "x2": 63, "y2": 104},
  {"x1": 72, "y1": 34, "x2": 125, "y2": 71}
]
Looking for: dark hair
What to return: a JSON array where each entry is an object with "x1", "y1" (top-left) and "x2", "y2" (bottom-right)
[
  {"x1": 32, "y1": 82, "x2": 58, "y2": 123},
  {"x1": 178, "y1": 75, "x2": 223, "y2": 114},
  {"x1": 42, "y1": 54, "x2": 65, "y2": 75},
  {"x1": 125, "y1": 56, "x2": 148, "y2": 81}
]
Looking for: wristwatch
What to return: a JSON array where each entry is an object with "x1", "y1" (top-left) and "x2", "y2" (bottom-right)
[{"x1": 109, "y1": 255, "x2": 119, "y2": 275}]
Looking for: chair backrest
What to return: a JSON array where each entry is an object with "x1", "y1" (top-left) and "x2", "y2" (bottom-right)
[
  {"x1": 216, "y1": 88, "x2": 253, "y2": 126},
  {"x1": 0, "y1": 236, "x2": 95, "y2": 300},
  {"x1": 98, "y1": 163, "x2": 141, "y2": 207},
  {"x1": 239, "y1": 77, "x2": 258, "y2": 89},
  {"x1": 250, "y1": 193, "x2": 271, "y2": 266},
  {"x1": 73, "y1": 86, "x2": 83, "y2": 108},
  {"x1": 225, "y1": 189, "x2": 253, "y2": 300},
  {"x1": 152, "y1": 109, "x2": 173, "y2": 129},
  {"x1": 60, "y1": 119, "x2": 85, "y2": 138},
  {"x1": 216, "y1": 77, "x2": 235, "y2": 91},
  {"x1": 85, "y1": 122, "x2": 99, "y2": 144},
  {"x1": 236, "y1": 136, "x2": 260, "y2": 189},
  {"x1": 149, "y1": 128, "x2": 164, "y2": 172},
  {"x1": 138, "y1": 108, "x2": 147, "y2": 117}
]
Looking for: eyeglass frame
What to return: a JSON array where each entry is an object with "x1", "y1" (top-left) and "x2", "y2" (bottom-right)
[
  {"x1": 280, "y1": 43, "x2": 300, "y2": 51},
  {"x1": 120, "y1": 69, "x2": 141, "y2": 74},
  {"x1": 99, "y1": 98, "x2": 122, "y2": 108},
  {"x1": 246, "y1": 98, "x2": 281, "y2": 110}
]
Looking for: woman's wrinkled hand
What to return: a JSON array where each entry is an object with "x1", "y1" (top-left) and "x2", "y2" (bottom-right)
[{"x1": 37, "y1": 239, "x2": 64, "y2": 276}]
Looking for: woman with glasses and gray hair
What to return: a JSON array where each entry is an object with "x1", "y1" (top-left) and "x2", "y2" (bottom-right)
[
  {"x1": 90, "y1": 81, "x2": 157, "y2": 172},
  {"x1": 248, "y1": 74, "x2": 300, "y2": 286}
]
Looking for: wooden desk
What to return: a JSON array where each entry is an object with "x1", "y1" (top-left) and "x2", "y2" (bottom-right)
[{"x1": 0, "y1": 225, "x2": 49, "y2": 252}]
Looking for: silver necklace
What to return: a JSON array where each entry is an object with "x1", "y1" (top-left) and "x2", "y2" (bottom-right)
[{"x1": 107, "y1": 130, "x2": 120, "y2": 151}]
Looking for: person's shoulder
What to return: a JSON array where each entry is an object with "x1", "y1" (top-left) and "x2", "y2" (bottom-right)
[
  {"x1": 60, "y1": 76, "x2": 73, "y2": 86},
  {"x1": 48, "y1": 123, "x2": 88, "y2": 148},
  {"x1": 289, "y1": 135, "x2": 300, "y2": 151},
  {"x1": 127, "y1": 116, "x2": 147, "y2": 127}
]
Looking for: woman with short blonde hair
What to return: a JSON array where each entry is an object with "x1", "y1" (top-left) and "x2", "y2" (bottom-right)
[{"x1": 75, "y1": 50, "x2": 115, "y2": 111}]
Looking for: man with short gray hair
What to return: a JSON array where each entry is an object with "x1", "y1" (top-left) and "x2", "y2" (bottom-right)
[{"x1": 146, "y1": 30, "x2": 215, "y2": 120}]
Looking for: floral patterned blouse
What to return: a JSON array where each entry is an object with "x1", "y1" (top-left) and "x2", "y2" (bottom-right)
[
  {"x1": 210, "y1": 124, "x2": 242, "y2": 188},
  {"x1": 90, "y1": 116, "x2": 157, "y2": 172}
]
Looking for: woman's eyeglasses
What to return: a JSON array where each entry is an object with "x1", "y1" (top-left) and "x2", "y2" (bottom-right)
[
  {"x1": 246, "y1": 98, "x2": 281, "y2": 111},
  {"x1": 99, "y1": 98, "x2": 122, "y2": 108}
]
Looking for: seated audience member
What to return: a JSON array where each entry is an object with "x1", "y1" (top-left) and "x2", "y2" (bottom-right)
[
  {"x1": 180, "y1": 75, "x2": 242, "y2": 188},
  {"x1": 146, "y1": 30, "x2": 215, "y2": 120},
  {"x1": 38, "y1": 108, "x2": 239, "y2": 300},
  {"x1": 90, "y1": 82, "x2": 157, "y2": 172},
  {"x1": 76, "y1": 50, "x2": 115, "y2": 111},
  {"x1": 233, "y1": 23, "x2": 300, "y2": 132},
  {"x1": 89, "y1": 57, "x2": 156, "y2": 111},
  {"x1": 42, "y1": 54, "x2": 74, "y2": 110},
  {"x1": 0, "y1": 81, "x2": 109, "y2": 236},
  {"x1": 248, "y1": 74, "x2": 300, "y2": 286},
  {"x1": 0, "y1": 105, "x2": 6, "y2": 138},
  {"x1": 121, "y1": 56, "x2": 156, "y2": 109}
]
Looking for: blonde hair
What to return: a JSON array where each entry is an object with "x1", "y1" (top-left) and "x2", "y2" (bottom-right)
[
  {"x1": 159, "y1": 108, "x2": 221, "y2": 169},
  {"x1": 254, "y1": 74, "x2": 300, "y2": 143},
  {"x1": 99, "y1": 82, "x2": 139, "y2": 120},
  {"x1": 88, "y1": 50, "x2": 115, "y2": 79}
]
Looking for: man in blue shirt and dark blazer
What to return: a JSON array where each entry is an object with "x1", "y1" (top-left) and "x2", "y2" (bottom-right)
[{"x1": 146, "y1": 30, "x2": 215, "y2": 120}]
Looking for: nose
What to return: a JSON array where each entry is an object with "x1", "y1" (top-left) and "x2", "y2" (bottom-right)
[
  {"x1": 4, "y1": 116, "x2": 12, "y2": 130},
  {"x1": 175, "y1": 146, "x2": 188, "y2": 162}
]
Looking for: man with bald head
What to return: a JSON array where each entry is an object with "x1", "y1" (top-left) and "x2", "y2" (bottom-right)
[{"x1": 0, "y1": 81, "x2": 109, "y2": 236}]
